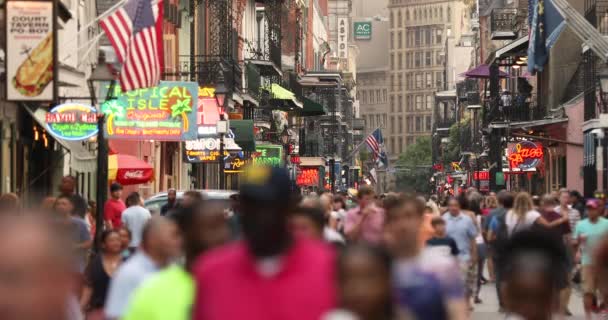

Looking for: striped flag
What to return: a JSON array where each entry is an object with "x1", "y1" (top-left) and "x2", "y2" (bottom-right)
[
  {"x1": 365, "y1": 128, "x2": 389, "y2": 168},
  {"x1": 100, "y1": 0, "x2": 164, "y2": 92}
]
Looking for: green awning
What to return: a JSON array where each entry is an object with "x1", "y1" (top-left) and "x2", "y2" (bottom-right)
[
  {"x1": 262, "y1": 83, "x2": 303, "y2": 110},
  {"x1": 299, "y1": 97, "x2": 326, "y2": 116},
  {"x1": 229, "y1": 120, "x2": 256, "y2": 152}
]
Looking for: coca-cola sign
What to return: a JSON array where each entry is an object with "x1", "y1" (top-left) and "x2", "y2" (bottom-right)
[{"x1": 123, "y1": 170, "x2": 145, "y2": 179}]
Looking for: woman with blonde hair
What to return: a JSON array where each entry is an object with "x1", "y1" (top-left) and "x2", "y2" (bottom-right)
[{"x1": 505, "y1": 192, "x2": 567, "y2": 235}]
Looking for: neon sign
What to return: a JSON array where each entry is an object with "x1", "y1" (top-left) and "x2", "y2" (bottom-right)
[
  {"x1": 508, "y1": 141, "x2": 544, "y2": 170},
  {"x1": 225, "y1": 154, "x2": 247, "y2": 173},
  {"x1": 253, "y1": 145, "x2": 283, "y2": 167},
  {"x1": 100, "y1": 81, "x2": 198, "y2": 141},
  {"x1": 473, "y1": 171, "x2": 490, "y2": 181},
  {"x1": 45, "y1": 103, "x2": 98, "y2": 141},
  {"x1": 297, "y1": 168, "x2": 320, "y2": 186}
]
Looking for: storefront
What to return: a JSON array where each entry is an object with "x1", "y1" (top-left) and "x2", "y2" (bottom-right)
[{"x1": 296, "y1": 157, "x2": 325, "y2": 193}]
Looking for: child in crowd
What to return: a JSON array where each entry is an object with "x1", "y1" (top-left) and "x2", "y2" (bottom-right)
[{"x1": 426, "y1": 217, "x2": 459, "y2": 258}]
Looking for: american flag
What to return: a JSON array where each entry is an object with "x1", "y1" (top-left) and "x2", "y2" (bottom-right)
[
  {"x1": 365, "y1": 128, "x2": 389, "y2": 168},
  {"x1": 100, "y1": 0, "x2": 164, "y2": 92}
]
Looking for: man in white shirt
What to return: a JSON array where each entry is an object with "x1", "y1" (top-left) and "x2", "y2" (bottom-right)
[{"x1": 121, "y1": 192, "x2": 151, "y2": 250}]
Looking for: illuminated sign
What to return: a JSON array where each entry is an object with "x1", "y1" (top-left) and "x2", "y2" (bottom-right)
[
  {"x1": 253, "y1": 145, "x2": 283, "y2": 167},
  {"x1": 290, "y1": 155, "x2": 301, "y2": 164},
  {"x1": 183, "y1": 132, "x2": 242, "y2": 163},
  {"x1": 225, "y1": 154, "x2": 247, "y2": 173},
  {"x1": 297, "y1": 168, "x2": 320, "y2": 186},
  {"x1": 473, "y1": 171, "x2": 490, "y2": 181},
  {"x1": 197, "y1": 86, "x2": 220, "y2": 136},
  {"x1": 100, "y1": 81, "x2": 198, "y2": 141},
  {"x1": 508, "y1": 141, "x2": 544, "y2": 171},
  {"x1": 45, "y1": 103, "x2": 98, "y2": 140}
]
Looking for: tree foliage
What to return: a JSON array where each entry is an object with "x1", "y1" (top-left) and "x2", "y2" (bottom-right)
[
  {"x1": 394, "y1": 136, "x2": 432, "y2": 193},
  {"x1": 443, "y1": 117, "x2": 471, "y2": 165}
]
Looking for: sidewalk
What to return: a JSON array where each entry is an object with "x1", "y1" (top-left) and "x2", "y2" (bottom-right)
[{"x1": 471, "y1": 282, "x2": 586, "y2": 320}]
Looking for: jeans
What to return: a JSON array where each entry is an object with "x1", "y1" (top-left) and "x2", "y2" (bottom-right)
[{"x1": 476, "y1": 243, "x2": 487, "y2": 298}]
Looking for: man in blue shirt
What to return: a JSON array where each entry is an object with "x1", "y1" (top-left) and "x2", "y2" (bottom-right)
[{"x1": 442, "y1": 197, "x2": 478, "y2": 308}]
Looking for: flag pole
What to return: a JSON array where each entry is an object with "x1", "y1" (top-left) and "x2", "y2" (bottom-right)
[{"x1": 345, "y1": 126, "x2": 382, "y2": 161}]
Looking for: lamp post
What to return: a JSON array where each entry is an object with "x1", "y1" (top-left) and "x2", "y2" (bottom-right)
[
  {"x1": 214, "y1": 71, "x2": 229, "y2": 190},
  {"x1": 87, "y1": 52, "x2": 116, "y2": 249}
]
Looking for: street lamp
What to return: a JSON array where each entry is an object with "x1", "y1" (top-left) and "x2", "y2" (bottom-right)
[
  {"x1": 87, "y1": 52, "x2": 117, "y2": 249},
  {"x1": 214, "y1": 70, "x2": 229, "y2": 190}
]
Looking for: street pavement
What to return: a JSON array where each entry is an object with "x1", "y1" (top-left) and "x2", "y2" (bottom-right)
[{"x1": 471, "y1": 281, "x2": 586, "y2": 319}]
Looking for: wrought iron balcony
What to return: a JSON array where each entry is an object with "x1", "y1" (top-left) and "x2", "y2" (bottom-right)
[
  {"x1": 485, "y1": 94, "x2": 545, "y2": 124},
  {"x1": 245, "y1": 62, "x2": 261, "y2": 101},
  {"x1": 490, "y1": 8, "x2": 518, "y2": 40},
  {"x1": 247, "y1": 0, "x2": 283, "y2": 77},
  {"x1": 167, "y1": 55, "x2": 243, "y2": 91}
]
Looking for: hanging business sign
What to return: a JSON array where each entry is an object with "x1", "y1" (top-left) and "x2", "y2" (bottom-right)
[
  {"x1": 337, "y1": 17, "x2": 348, "y2": 59},
  {"x1": 183, "y1": 131, "x2": 242, "y2": 163},
  {"x1": 507, "y1": 141, "x2": 544, "y2": 171},
  {"x1": 45, "y1": 103, "x2": 98, "y2": 140},
  {"x1": 197, "y1": 86, "x2": 221, "y2": 136},
  {"x1": 100, "y1": 81, "x2": 199, "y2": 141},
  {"x1": 297, "y1": 167, "x2": 320, "y2": 186},
  {"x1": 252, "y1": 145, "x2": 283, "y2": 167},
  {"x1": 224, "y1": 153, "x2": 247, "y2": 173},
  {"x1": 473, "y1": 171, "x2": 490, "y2": 181},
  {"x1": 354, "y1": 22, "x2": 372, "y2": 40},
  {"x1": 6, "y1": 0, "x2": 55, "y2": 101}
]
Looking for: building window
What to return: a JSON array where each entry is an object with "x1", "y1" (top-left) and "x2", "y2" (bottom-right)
[
  {"x1": 407, "y1": 31, "x2": 412, "y2": 47},
  {"x1": 391, "y1": 137, "x2": 395, "y2": 153},
  {"x1": 391, "y1": 54, "x2": 395, "y2": 69},
  {"x1": 390, "y1": 96, "x2": 395, "y2": 112},
  {"x1": 369, "y1": 90, "x2": 375, "y2": 104},
  {"x1": 415, "y1": 52, "x2": 421, "y2": 67},
  {"x1": 425, "y1": 28, "x2": 431, "y2": 44},
  {"x1": 435, "y1": 71, "x2": 443, "y2": 88},
  {"x1": 447, "y1": 7, "x2": 451, "y2": 21},
  {"x1": 376, "y1": 115, "x2": 381, "y2": 127},
  {"x1": 418, "y1": 28, "x2": 424, "y2": 46},
  {"x1": 416, "y1": 95, "x2": 422, "y2": 109},
  {"x1": 406, "y1": 52, "x2": 412, "y2": 68},
  {"x1": 398, "y1": 10, "x2": 402, "y2": 27},
  {"x1": 383, "y1": 114, "x2": 387, "y2": 127},
  {"x1": 407, "y1": 136, "x2": 414, "y2": 145},
  {"x1": 416, "y1": 116, "x2": 422, "y2": 132},
  {"x1": 426, "y1": 95, "x2": 433, "y2": 109},
  {"x1": 376, "y1": 89, "x2": 381, "y2": 104},
  {"x1": 436, "y1": 51, "x2": 442, "y2": 65},
  {"x1": 398, "y1": 53, "x2": 403, "y2": 69},
  {"x1": 434, "y1": 7, "x2": 438, "y2": 17},
  {"x1": 405, "y1": 73, "x2": 412, "y2": 90},
  {"x1": 390, "y1": 75, "x2": 394, "y2": 91},
  {"x1": 440, "y1": 7, "x2": 443, "y2": 19},
  {"x1": 399, "y1": 137, "x2": 403, "y2": 153},
  {"x1": 398, "y1": 31, "x2": 402, "y2": 49},
  {"x1": 425, "y1": 52, "x2": 431, "y2": 66},
  {"x1": 390, "y1": 33, "x2": 394, "y2": 49},
  {"x1": 426, "y1": 72, "x2": 432, "y2": 88},
  {"x1": 390, "y1": 11, "x2": 394, "y2": 28},
  {"x1": 398, "y1": 95, "x2": 403, "y2": 112},
  {"x1": 398, "y1": 116, "x2": 403, "y2": 133},
  {"x1": 414, "y1": 9, "x2": 417, "y2": 20},
  {"x1": 407, "y1": 116, "x2": 413, "y2": 132},
  {"x1": 383, "y1": 89, "x2": 388, "y2": 102},
  {"x1": 362, "y1": 91, "x2": 367, "y2": 104},
  {"x1": 415, "y1": 29, "x2": 421, "y2": 46},
  {"x1": 436, "y1": 29, "x2": 442, "y2": 44},
  {"x1": 391, "y1": 116, "x2": 395, "y2": 134},
  {"x1": 398, "y1": 74, "x2": 403, "y2": 90},
  {"x1": 406, "y1": 9, "x2": 410, "y2": 21},
  {"x1": 416, "y1": 74, "x2": 422, "y2": 89},
  {"x1": 406, "y1": 95, "x2": 412, "y2": 111},
  {"x1": 426, "y1": 115, "x2": 432, "y2": 131}
]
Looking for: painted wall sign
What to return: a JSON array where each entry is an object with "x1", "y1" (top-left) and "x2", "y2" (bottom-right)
[
  {"x1": 6, "y1": 0, "x2": 55, "y2": 101},
  {"x1": 508, "y1": 141, "x2": 544, "y2": 171},
  {"x1": 197, "y1": 86, "x2": 220, "y2": 136},
  {"x1": 100, "y1": 81, "x2": 198, "y2": 141},
  {"x1": 354, "y1": 22, "x2": 372, "y2": 40},
  {"x1": 252, "y1": 145, "x2": 283, "y2": 167},
  {"x1": 337, "y1": 17, "x2": 348, "y2": 59},
  {"x1": 45, "y1": 103, "x2": 98, "y2": 140},
  {"x1": 297, "y1": 167, "x2": 320, "y2": 186}
]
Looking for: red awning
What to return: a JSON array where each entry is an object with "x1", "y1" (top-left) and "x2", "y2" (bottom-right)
[{"x1": 108, "y1": 154, "x2": 154, "y2": 185}]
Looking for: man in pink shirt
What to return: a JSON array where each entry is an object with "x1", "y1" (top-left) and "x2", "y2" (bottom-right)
[
  {"x1": 344, "y1": 186, "x2": 386, "y2": 244},
  {"x1": 192, "y1": 166, "x2": 336, "y2": 320}
]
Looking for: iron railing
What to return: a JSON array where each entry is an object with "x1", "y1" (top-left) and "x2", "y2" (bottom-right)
[
  {"x1": 166, "y1": 55, "x2": 243, "y2": 91},
  {"x1": 485, "y1": 94, "x2": 545, "y2": 123}
]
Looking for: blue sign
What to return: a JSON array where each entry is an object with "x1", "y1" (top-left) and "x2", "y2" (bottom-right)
[{"x1": 45, "y1": 103, "x2": 99, "y2": 141}]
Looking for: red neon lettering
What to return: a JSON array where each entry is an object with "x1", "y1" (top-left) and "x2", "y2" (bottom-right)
[{"x1": 508, "y1": 143, "x2": 543, "y2": 169}]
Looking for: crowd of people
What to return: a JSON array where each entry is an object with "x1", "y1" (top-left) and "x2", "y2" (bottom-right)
[{"x1": 3, "y1": 168, "x2": 608, "y2": 320}]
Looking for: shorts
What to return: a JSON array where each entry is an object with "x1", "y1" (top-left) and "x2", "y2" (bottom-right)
[
  {"x1": 583, "y1": 265, "x2": 599, "y2": 294},
  {"x1": 460, "y1": 261, "x2": 477, "y2": 295}
]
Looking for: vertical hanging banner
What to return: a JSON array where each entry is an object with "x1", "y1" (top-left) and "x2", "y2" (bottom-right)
[
  {"x1": 100, "y1": 81, "x2": 199, "y2": 141},
  {"x1": 6, "y1": 0, "x2": 55, "y2": 101},
  {"x1": 337, "y1": 17, "x2": 348, "y2": 59}
]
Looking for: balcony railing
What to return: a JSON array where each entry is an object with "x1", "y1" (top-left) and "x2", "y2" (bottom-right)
[
  {"x1": 490, "y1": 8, "x2": 518, "y2": 40},
  {"x1": 167, "y1": 55, "x2": 243, "y2": 91},
  {"x1": 485, "y1": 94, "x2": 545, "y2": 123}
]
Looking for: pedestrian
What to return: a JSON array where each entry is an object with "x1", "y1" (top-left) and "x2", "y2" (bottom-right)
[
  {"x1": 417, "y1": 205, "x2": 436, "y2": 248},
  {"x1": 104, "y1": 183, "x2": 126, "y2": 229},
  {"x1": 555, "y1": 190, "x2": 581, "y2": 316},
  {"x1": 482, "y1": 194, "x2": 499, "y2": 282},
  {"x1": 344, "y1": 186, "x2": 385, "y2": 244},
  {"x1": 85, "y1": 201, "x2": 96, "y2": 239},
  {"x1": 80, "y1": 230, "x2": 123, "y2": 319},
  {"x1": 180, "y1": 190, "x2": 204, "y2": 208},
  {"x1": 59, "y1": 175, "x2": 88, "y2": 219},
  {"x1": 426, "y1": 216, "x2": 459, "y2": 258},
  {"x1": 121, "y1": 192, "x2": 151, "y2": 251},
  {"x1": 40, "y1": 196, "x2": 57, "y2": 214},
  {"x1": 499, "y1": 229, "x2": 568, "y2": 320},
  {"x1": 123, "y1": 201, "x2": 230, "y2": 320},
  {"x1": 332, "y1": 195, "x2": 347, "y2": 232},
  {"x1": 117, "y1": 227, "x2": 133, "y2": 259},
  {"x1": 570, "y1": 190, "x2": 586, "y2": 218},
  {"x1": 0, "y1": 192, "x2": 20, "y2": 215},
  {"x1": 573, "y1": 198, "x2": 608, "y2": 318},
  {"x1": 104, "y1": 217, "x2": 182, "y2": 319},
  {"x1": 300, "y1": 196, "x2": 345, "y2": 244},
  {"x1": 384, "y1": 194, "x2": 467, "y2": 320},
  {"x1": 442, "y1": 197, "x2": 478, "y2": 310},
  {"x1": 192, "y1": 166, "x2": 336, "y2": 320},
  {"x1": 290, "y1": 205, "x2": 326, "y2": 241},
  {"x1": 160, "y1": 188, "x2": 178, "y2": 216},
  {"x1": 0, "y1": 216, "x2": 83, "y2": 320},
  {"x1": 323, "y1": 245, "x2": 412, "y2": 320},
  {"x1": 53, "y1": 195, "x2": 92, "y2": 273},
  {"x1": 591, "y1": 234, "x2": 608, "y2": 316}
]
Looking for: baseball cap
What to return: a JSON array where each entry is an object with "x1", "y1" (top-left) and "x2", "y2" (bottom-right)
[
  {"x1": 586, "y1": 199, "x2": 600, "y2": 209},
  {"x1": 240, "y1": 165, "x2": 291, "y2": 204}
]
